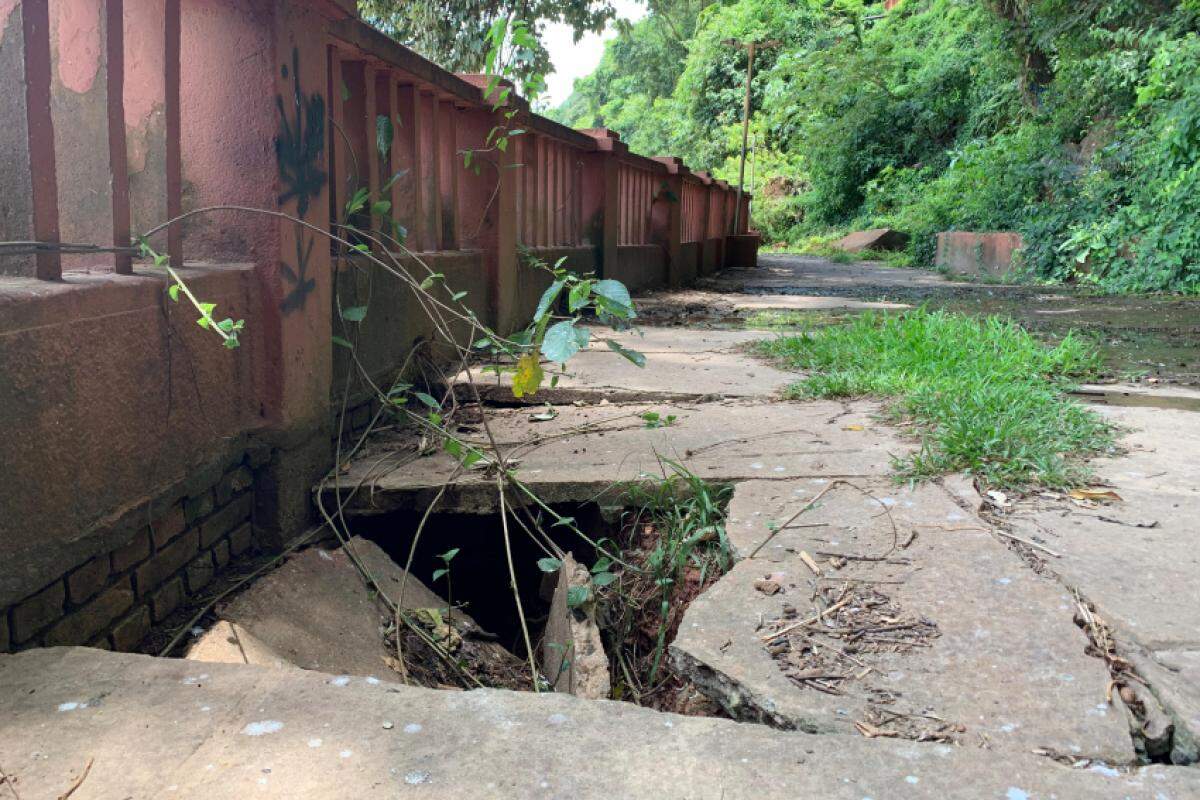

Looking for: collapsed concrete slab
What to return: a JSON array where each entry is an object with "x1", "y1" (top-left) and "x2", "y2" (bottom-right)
[
  {"x1": 324, "y1": 399, "x2": 902, "y2": 515},
  {"x1": 187, "y1": 537, "x2": 517, "y2": 684},
  {"x1": 4, "y1": 647, "x2": 1199, "y2": 799},
  {"x1": 832, "y1": 228, "x2": 910, "y2": 253},
  {"x1": 671, "y1": 479, "x2": 1136, "y2": 764}
]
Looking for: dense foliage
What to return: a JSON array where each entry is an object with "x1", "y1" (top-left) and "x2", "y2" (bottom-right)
[
  {"x1": 359, "y1": 0, "x2": 616, "y2": 87},
  {"x1": 552, "y1": 0, "x2": 1200, "y2": 293}
]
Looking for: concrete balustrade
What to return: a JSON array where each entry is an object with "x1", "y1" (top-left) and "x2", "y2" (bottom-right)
[{"x1": 0, "y1": 0, "x2": 759, "y2": 653}]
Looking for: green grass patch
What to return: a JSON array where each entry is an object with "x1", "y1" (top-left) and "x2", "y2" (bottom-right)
[{"x1": 755, "y1": 309, "x2": 1114, "y2": 489}]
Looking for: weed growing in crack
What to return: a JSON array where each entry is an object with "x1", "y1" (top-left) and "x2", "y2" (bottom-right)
[
  {"x1": 756, "y1": 308, "x2": 1114, "y2": 489},
  {"x1": 593, "y1": 460, "x2": 733, "y2": 709}
]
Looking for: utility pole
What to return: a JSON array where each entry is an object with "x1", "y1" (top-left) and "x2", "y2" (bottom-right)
[{"x1": 724, "y1": 38, "x2": 779, "y2": 234}]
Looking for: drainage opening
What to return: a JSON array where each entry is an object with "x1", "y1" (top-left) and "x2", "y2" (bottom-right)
[{"x1": 352, "y1": 475, "x2": 735, "y2": 715}]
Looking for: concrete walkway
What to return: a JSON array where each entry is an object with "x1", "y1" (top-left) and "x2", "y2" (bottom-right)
[{"x1": 4, "y1": 253, "x2": 1199, "y2": 797}]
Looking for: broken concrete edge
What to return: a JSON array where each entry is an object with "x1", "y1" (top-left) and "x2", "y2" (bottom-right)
[
  {"x1": 4, "y1": 647, "x2": 1199, "y2": 800},
  {"x1": 542, "y1": 554, "x2": 610, "y2": 699},
  {"x1": 937, "y1": 472, "x2": 1200, "y2": 766},
  {"x1": 452, "y1": 382, "x2": 741, "y2": 407}
]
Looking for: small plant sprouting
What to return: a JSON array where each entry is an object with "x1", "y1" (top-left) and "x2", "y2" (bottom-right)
[
  {"x1": 138, "y1": 238, "x2": 245, "y2": 349},
  {"x1": 432, "y1": 547, "x2": 460, "y2": 645},
  {"x1": 640, "y1": 411, "x2": 677, "y2": 429}
]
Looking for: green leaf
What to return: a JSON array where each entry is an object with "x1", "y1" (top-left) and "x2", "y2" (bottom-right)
[
  {"x1": 592, "y1": 280, "x2": 635, "y2": 318},
  {"x1": 371, "y1": 200, "x2": 392, "y2": 217},
  {"x1": 440, "y1": 548, "x2": 460, "y2": 562},
  {"x1": 432, "y1": 568, "x2": 448, "y2": 582},
  {"x1": 451, "y1": 290, "x2": 468, "y2": 301},
  {"x1": 566, "y1": 585, "x2": 590, "y2": 609},
  {"x1": 533, "y1": 280, "x2": 566, "y2": 322},
  {"x1": 604, "y1": 339, "x2": 646, "y2": 368},
  {"x1": 541, "y1": 320, "x2": 583, "y2": 363},
  {"x1": 537, "y1": 557, "x2": 563, "y2": 573},
  {"x1": 415, "y1": 392, "x2": 439, "y2": 408},
  {"x1": 592, "y1": 571, "x2": 618, "y2": 588},
  {"x1": 341, "y1": 305, "x2": 368, "y2": 323},
  {"x1": 332, "y1": 335, "x2": 354, "y2": 349},
  {"x1": 167, "y1": 284, "x2": 180, "y2": 302},
  {"x1": 567, "y1": 281, "x2": 592, "y2": 312},
  {"x1": 591, "y1": 557, "x2": 613, "y2": 574},
  {"x1": 222, "y1": 337, "x2": 240, "y2": 350},
  {"x1": 419, "y1": 273, "x2": 444, "y2": 290}
]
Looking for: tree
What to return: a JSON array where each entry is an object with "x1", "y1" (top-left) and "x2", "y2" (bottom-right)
[{"x1": 358, "y1": 0, "x2": 618, "y2": 87}]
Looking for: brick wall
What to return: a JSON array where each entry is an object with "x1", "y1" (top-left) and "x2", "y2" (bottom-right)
[{"x1": 1, "y1": 447, "x2": 265, "y2": 654}]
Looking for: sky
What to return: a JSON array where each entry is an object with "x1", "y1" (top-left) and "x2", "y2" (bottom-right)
[{"x1": 540, "y1": 0, "x2": 648, "y2": 108}]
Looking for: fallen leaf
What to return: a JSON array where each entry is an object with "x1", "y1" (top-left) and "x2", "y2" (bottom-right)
[
  {"x1": 842, "y1": 424, "x2": 865, "y2": 431},
  {"x1": 529, "y1": 406, "x2": 558, "y2": 422},
  {"x1": 1070, "y1": 488, "x2": 1123, "y2": 503}
]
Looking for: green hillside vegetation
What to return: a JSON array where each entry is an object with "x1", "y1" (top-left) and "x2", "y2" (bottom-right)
[{"x1": 551, "y1": 0, "x2": 1200, "y2": 293}]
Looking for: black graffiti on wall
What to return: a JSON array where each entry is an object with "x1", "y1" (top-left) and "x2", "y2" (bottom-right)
[
  {"x1": 275, "y1": 47, "x2": 325, "y2": 314},
  {"x1": 276, "y1": 47, "x2": 326, "y2": 219},
  {"x1": 279, "y1": 228, "x2": 316, "y2": 315}
]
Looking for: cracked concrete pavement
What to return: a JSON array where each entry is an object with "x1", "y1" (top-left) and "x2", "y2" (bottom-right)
[{"x1": 4, "y1": 253, "x2": 1199, "y2": 797}]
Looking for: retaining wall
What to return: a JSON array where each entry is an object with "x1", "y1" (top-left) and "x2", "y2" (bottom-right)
[{"x1": 0, "y1": 0, "x2": 759, "y2": 653}]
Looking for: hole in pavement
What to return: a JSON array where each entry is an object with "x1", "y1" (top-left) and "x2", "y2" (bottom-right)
[{"x1": 351, "y1": 486, "x2": 734, "y2": 716}]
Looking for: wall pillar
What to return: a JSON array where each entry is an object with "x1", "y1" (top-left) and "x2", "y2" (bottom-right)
[{"x1": 652, "y1": 156, "x2": 684, "y2": 287}]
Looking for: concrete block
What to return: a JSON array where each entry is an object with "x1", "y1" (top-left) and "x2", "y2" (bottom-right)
[
  {"x1": 150, "y1": 577, "x2": 184, "y2": 623},
  {"x1": 11, "y1": 582, "x2": 65, "y2": 643},
  {"x1": 724, "y1": 233, "x2": 761, "y2": 268},
  {"x1": 228, "y1": 523, "x2": 253, "y2": 557},
  {"x1": 935, "y1": 231, "x2": 1023, "y2": 279},
  {"x1": 44, "y1": 581, "x2": 134, "y2": 647},
  {"x1": 150, "y1": 503, "x2": 187, "y2": 550},
  {"x1": 185, "y1": 553, "x2": 215, "y2": 593},
  {"x1": 0, "y1": 610, "x2": 9, "y2": 653},
  {"x1": 135, "y1": 530, "x2": 199, "y2": 595},
  {"x1": 200, "y1": 493, "x2": 253, "y2": 549},
  {"x1": 111, "y1": 530, "x2": 152, "y2": 573},
  {"x1": 66, "y1": 557, "x2": 111, "y2": 605},
  {"x1": 110, "y1": 606, "x2": 152, "y2": 652}
]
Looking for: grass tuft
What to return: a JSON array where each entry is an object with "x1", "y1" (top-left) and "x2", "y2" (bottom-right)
[{"x1": 755, "y1": 309, "x2": 1115, "y2": 489}]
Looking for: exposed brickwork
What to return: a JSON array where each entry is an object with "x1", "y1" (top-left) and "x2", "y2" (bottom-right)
[
  {"x1": 214, "y1": 540, "x2": 231, "y2": 569},
  {"x1": 229, "y1": 522, "x2": 254, "y2": 556},
  {"x1": 183, "y1": 490, "x2": 215, "y2": 526},
  {"x1": 66, "y1": 557, "x2": 111, "y2": 605},
  {"x1": 0, "y1": 453, "x2": 260, "y2": 652},
  {"x1": 111, "y1": 606, "x2": 152, "y2": 651},
  {"x1": 149, "y1": 503, "x2": 188, "y2": 550},
  {"x1": 12, "y1": 582, "x2": 65, "y2": 644},
  {"x1": 111, "y1": 530, "x2": 152, "y2": 573},
  {"x1": 185, "y1": 553, "x2": 215, "y2": 593},
  {"x1": 136, "y1": 530, "x2": 200, "y2": 596},
  {"x1": 200, "y1": 493, "x2": 252, "y2": 548},
  {"x1": 150, "y1": 577, "x2": 184, "y2": 623},
  {"x1": 44, "y1": 581, "x2": 134, "y2": 647}
]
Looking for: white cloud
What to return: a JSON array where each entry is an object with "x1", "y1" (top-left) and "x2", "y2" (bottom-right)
[{"x1": 540, "y1": 0, "x2": 648, "y2": 108}]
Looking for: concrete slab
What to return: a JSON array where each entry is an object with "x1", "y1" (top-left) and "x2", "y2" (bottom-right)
[
  {"x1": 459, "y1": 326, "x2": 796, "y2": 403},
  {"x1": 188, "y1": 537, "x2": 497, "y2": 682},
  {"x1": 325, "y1": 399, "x2": 902, "y2": 515},
  {"x1": 1003, "y1": 404, "x2": 1200, "y2": 650},
  {"x1": 3, "y1": 647, "x2": 1198, "y2": 799},
  {"x1": 672, "y1": 479, "x2": 1136, "y2": 763}
]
